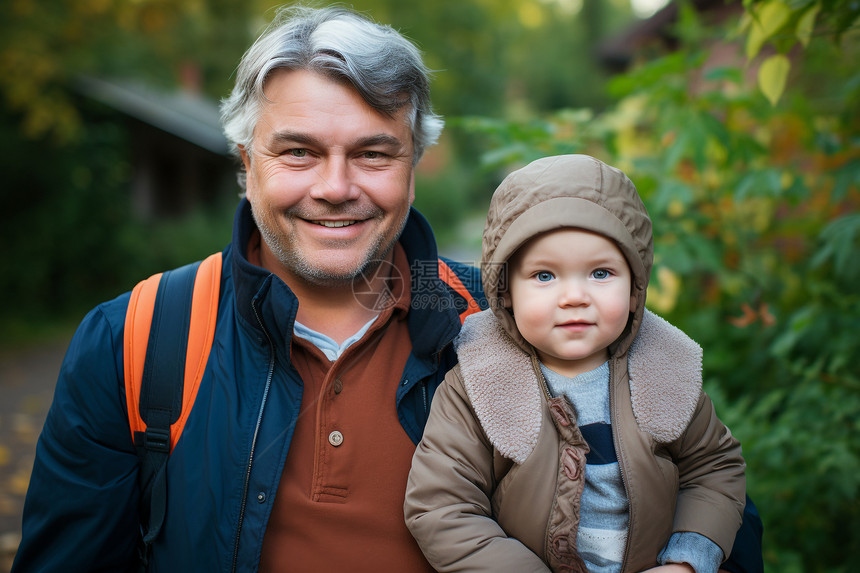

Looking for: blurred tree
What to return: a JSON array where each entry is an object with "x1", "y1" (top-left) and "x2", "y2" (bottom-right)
[
  {"x1": 0, "y1": 0, "x2": 635, "y2": 326},
  {"x1": 0, "y1": 0, "x2": 255, "y2": 334},
  {"x1": 0, "y1": 0, "x2": 262, "y2": 141}
]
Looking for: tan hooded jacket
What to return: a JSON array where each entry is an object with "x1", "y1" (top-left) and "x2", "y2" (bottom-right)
[{"x1": 404, "y1": 155, "x2": 746, "y2": 572}]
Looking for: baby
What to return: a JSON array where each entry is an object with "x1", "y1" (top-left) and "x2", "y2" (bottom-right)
[{"x1": 405, "y1": 154, "x2": 746, "y2": 572}]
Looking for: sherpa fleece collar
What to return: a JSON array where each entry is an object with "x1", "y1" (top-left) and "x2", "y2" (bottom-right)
[{"x1": 455, "y1": 309, "x2": 703, "y2": 464}]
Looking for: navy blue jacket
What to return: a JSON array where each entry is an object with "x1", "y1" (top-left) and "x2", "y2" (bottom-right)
[{"x1": 13, "y1": 200, "x2": 484, "y2": 572}]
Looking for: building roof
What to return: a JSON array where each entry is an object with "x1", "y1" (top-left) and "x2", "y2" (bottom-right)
[
  {"x1": 598, "y1": 0, "x2": 737, "y2": 71},
  {"x1": 75, "y1": 75, "x2": 229, "y2": 156}
]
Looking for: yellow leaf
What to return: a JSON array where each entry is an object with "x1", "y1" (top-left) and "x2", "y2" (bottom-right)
[
  {"x1": 745, "y1": 0, "x2": 792, "y2": 60},
  {"x1": 758, "y1": 54, "x2": 790, "y2": 106},
  {"x1": 668, "y1": 199, "x2": 684, "y2": 218},
  {"x1": 646, "y1": 266, "x2": 681, "y2": 314},
  {"x1": 796, "y1": 2, "x2": 821, "y2": 47},
  {"x1": 517, "y1": 2, "x2": 544, "y2": 29}
]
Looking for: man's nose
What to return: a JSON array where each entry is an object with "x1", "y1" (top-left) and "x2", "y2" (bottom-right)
[{"x1": 310, "y1": 158, "x2": 360, "y2": 203}]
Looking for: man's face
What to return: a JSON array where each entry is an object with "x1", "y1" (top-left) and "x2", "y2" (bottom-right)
[
  {"x1": 505, "y1": 228, "x2": 635, "y2": 378},
  {"x1": 241, "y1": 68, "x2": 416, "y2": 287}
]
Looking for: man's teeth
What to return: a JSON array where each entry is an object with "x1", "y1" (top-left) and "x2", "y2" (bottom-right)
[{"x1": 314, "y1": 220, "x2": 358, "y2": 228}]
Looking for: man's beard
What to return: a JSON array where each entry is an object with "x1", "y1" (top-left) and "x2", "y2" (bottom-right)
[{"x1": 251, "y1": 204, "x2": 409, "y2": 287}]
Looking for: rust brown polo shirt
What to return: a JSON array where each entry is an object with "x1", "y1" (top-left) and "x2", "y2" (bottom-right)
[{"x1": 259, "y1": 245, "x2": 433, "y2": 572}]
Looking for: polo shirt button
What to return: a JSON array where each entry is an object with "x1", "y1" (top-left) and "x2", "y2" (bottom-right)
[
  {"x1": 328, "y1": 430, "x2": 344, "y2": 447},
  {"x1": 333, "y1": 379, "x2": 344, "y2": 394}
]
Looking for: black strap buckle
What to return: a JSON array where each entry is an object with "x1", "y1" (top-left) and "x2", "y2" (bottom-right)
[{"x1": 143, "y1": 427, "x2": 171, "y2": 453}]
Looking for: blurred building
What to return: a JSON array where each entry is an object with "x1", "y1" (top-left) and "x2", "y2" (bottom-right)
[
  {"x1": 599, "y1": 0, "x2": 743, "y2": 72},
  {"x1": 75, "y1": 76, "x2": 237, "y2": 219}
]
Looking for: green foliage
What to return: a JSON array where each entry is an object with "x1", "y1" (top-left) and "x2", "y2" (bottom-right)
[
  {"x1": 450, "y1": 111, "x2": 597, "y2": 170},
  {"x1": 739, "y1": 0, "x2": 860, "y2": 104},
  {"x1": 709, "y1": 378, "x2": 860, "y2": 573},
  {"x1": 460, "y1": 5, "x2": 860, "y2": 572},
  {"x1": 0, "y1": 107, "x2": 130, "y2": 315},
  {"x1": 0, "y1": 104, "x2": 234, "y2": 342}
]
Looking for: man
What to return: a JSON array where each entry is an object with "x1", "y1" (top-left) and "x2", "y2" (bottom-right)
[
  {"x1": 13, "y1": 6, "x2": 762, "y2": 572},
  {"x1": 14, "y1": 6, "x2": 477, "y2": 572}
]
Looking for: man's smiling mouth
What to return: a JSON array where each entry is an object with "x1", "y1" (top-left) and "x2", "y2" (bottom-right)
[{"x1": 312, "y1": 220, "x2": 359, "y2": 228}]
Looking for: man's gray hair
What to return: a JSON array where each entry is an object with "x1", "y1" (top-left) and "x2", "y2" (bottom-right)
[{"x1": 221, "y1": 5, "x2": 443, "y2": 187}]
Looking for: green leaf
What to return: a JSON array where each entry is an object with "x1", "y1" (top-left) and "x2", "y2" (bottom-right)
[
  {"x1": 745, "y1": 0, "x2": 792, "y2": 60},
  {"x1": 758, "y1": 53, "x2": 791, "y2": 105},
  {"x1": 811, "y1": 213, "x2": 860, "y2": 278},
  {"x1": 795, "y1": 2, "x2": 821, "y2": 47},
  {"x1": 735, "y1": 168, "x2": 784, "y2": 199}
]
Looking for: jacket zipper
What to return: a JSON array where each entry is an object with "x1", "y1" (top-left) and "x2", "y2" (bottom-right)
[
  {"x1": 530, "y1": 353, "x2": 554, "y2": 401},
  {"x1": 533, "y1": 354, "x2": 632, "y2": 569},
  {"x1": 231, "y1": 300, "x2": 276, "y2": 573}
]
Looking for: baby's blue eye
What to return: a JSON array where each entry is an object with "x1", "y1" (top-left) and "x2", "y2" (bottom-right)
[
  {"x1": 592, "y1": 269, "x2": 610, "y2": 280},
  {"x1": 536, "y1": 271, "x2": 554, "y2": 282}
]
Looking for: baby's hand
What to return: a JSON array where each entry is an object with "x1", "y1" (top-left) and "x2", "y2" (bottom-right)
[{"x1": 641, "y1": 565, "x2": 695, "y2": 573}]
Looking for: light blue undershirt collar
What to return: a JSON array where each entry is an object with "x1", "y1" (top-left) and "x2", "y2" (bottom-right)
[{"x1": 293, "y1": 314, "x2": 380, "y2": 361}]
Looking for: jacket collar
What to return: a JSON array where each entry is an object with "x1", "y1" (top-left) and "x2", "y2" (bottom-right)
[
  {"x1": 229, "y1": 199, "x2": 462, "y2": 361},
  {"x1": 455, "y1": 308, "x2": 703, "y2": 464},
  {"x1": 399, "y1": 207, "x2": 463, "y2": 360},
  {"x1": 231, "y1": 199, "x2": 299, "y2": 351}
]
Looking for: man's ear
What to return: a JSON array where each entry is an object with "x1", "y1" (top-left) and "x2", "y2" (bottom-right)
[
  {"x1": 239, "y1": 145, "x2": 251, "y2": 172},
  {"x1": 239, "y1": 145, "x2": 255, "y2": 197}
]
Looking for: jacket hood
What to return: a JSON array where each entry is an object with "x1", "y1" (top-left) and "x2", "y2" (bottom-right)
[{"x1": 481, "y1": 154, "x2": 653, "y2": 357}]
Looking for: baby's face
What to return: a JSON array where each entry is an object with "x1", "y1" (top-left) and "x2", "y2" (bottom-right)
[{"x1": 504, "y1": 228, "x2": 634, "y2": 378}]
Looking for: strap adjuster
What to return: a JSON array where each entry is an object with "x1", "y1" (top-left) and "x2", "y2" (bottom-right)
[{"x1": 143, "y1": 427, "x2": 171, "y2": 453}]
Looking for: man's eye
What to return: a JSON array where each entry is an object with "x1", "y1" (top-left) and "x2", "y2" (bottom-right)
[
  {"x1": 287, "y1": 149, "x2": 307, "y2": 158},
  {"x1": 363, "y1": 151, "x2": 383, "y2": 159},
  {"x1": 535, "y1": 271, "x2": 554, "y2": 282}
]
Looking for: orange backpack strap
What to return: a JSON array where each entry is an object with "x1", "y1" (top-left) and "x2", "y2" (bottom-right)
[
  {"x1": 123, "y1": 252, "x2": 222, "y2": 559},
  {"x1": 123, "y1": 251, "x2": 222, "y2": 452},
  {"x1": 437, "y1": 258, "x2": 483, "y2": 324}
]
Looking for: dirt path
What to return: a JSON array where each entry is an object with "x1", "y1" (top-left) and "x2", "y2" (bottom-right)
[{"x1": 0, "y1": 336, "x2": 69, "y2": 572}]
